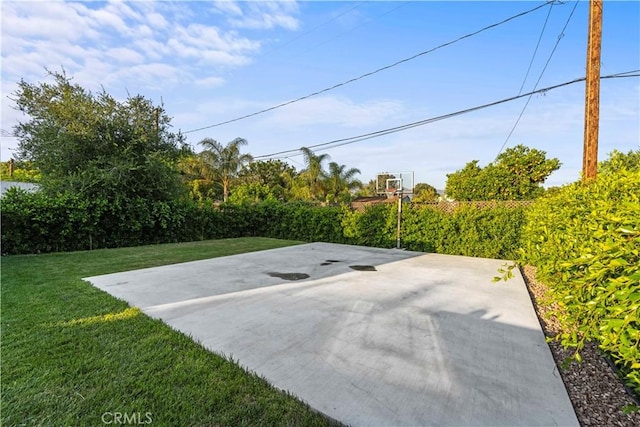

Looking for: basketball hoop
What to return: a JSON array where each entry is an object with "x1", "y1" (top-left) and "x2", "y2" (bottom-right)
[
  {"x1": 376, "y1": 171, "x2": 414, "y2": 250},
  {"x1": 375, "y1": 171, "x2": 414, "y2": 197}
]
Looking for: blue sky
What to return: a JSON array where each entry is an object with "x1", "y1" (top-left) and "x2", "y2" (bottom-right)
[{"x1": 1, "y1": 0, "x2": 638, "y2": 189}]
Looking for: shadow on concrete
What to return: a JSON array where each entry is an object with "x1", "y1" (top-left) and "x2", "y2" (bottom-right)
[
  {"x1": 84, "y1": 242, "x2": 424, "y2": 308},
  {"x1": 320, "y1": 304, "x2": 575, "y2": 426},
  {"x1": 85, "y1": 243, "x2": 578, "y2": 426}
]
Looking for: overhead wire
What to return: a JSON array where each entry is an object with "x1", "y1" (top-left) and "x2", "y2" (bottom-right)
[
  {"x1": 495, "y1": 0, "x2": 580, "y2": 158},
  {"x1": 253, "y1": 71, "x2": 640, "y2": 160},
  {"x1": 182, "y1": 1, "x2": 555, "y2": 135},
  {"x1": 517, "y1": 1, "x2": 555, "y2": 95}
]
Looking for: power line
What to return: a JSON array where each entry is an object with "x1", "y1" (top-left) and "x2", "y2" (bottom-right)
[
  {"x1": 183, "y1": 1, "x2": 555, "y2": 135},
  {"x1": 253, "y1": 71, "x2": 639, "y2": 160},
  {"x1": 496, "y1": 0, "x2": 580, "y2": 159},
  {"x1": 518, "y1": 1, "x2": 555, "y2": 95}
]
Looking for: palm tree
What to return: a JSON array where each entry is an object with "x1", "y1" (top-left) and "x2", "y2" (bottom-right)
[
  {"x1": 199, "y1": 137, "x2": 253, "y2": 202},
  {"x1": 299, "y1": 147, "x2": 330, "y2": 201},
  {"x1": 177, "y1": 152, "x2": 219, "y2": 202},
  {"x1": 326, "y1": 162, "x2": 362, "y2": 204}
]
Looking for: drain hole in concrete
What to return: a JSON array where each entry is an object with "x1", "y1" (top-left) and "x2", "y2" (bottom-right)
[
  {"x1": 267, "y1": 272, "x2": 310, "y2": 280},
  {"x1": 320, "y1": 262, "x2": 332, "y2": 266},
  {"x1": 349, "y1": 265, "x2": 376, "y2": 272},
  {"x1": 326, "y1": 259, "x2": 341, "y2": 263}
]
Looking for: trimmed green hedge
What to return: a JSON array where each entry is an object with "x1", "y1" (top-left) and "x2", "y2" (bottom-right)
[
  {"x1": 0, "y1": 193, "x2": 349, "y2": 255},
  {"x1": 0, "y1": 189, "x2": 202, "y2": 253},
  {"x1": 217, "y1": 202, "x2": 348, "y2": 243},
  {"x1": 520, "y1": 169, "x2": 640, "y2": 394},
  {"x1": 1, "y1": 190, "x2": 526, "y2": 259},
  {"x1": 342, "y1": 202, "x2": 527, "y2": 259}
]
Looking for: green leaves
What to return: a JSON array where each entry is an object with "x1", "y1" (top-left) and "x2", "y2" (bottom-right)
[
  {"x1": 445, "y1": 145, "x2": 561, "y2": 201},
  {"x1": 493, "y1": 262, "x2": 517, "y2": 282},
  {"x1": 519, "y1": 153, "x2": 640, "y2": 394},
  {"x1": 0, "y1": 196, "x2": 351, "y2": 255},
  {"x1": 12, "y1": 70, "x2": 186, "y2": 204},
  {"x1": 198, "y1": 137, "x2": 253, "y2": 203},
  {"x1": 342, "y1": 202, "x2": 528, "y2": 257}
]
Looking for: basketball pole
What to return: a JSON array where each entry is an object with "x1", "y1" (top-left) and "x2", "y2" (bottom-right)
[{"x1": 396, "y1": 190, "x2": 402, "y2": 249}]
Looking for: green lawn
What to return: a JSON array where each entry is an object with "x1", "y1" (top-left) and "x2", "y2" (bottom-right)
[{"x1": 1, "y1": 237, "x2": 337, "y2": 426}]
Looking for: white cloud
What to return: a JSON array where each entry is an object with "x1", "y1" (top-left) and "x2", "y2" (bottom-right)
[
  {"x1": 105, "y1": 48, "x2": 146, "y2": 65},
  {"x1": 147, "y1": 12, "x2": 169, "y2": 29},
  {"x1": 90, "y1": 8, "x2": 130, "y2": 34},
  {"x1": 214, "y1": 1, "x2": 243, "y2": 17},
  {"x1": 112, "y1": 63, "x2": 190, "y2": 91},
  {"x1": 171, "y1": 97, "x2": 267, "y2": 131},
  {"x1": 166, "y1": 24, "x2": 259, "y2": 66},
  {"x1": 0, "y1": 0, "x2": 286, "y2": 111},
  {"x1": 132, "y1": 38, "x2": 169, "y2": 62},
  {"x1": 1, "y1": 2, "x2": 99, "y2": 42},
  {"x1": 176, "y1": 23, "x2": 259, "y2": 52},
  {"x1": 226, "y1": 1, "x2": 300, "y2": 30},
  {"x1": 195, "y1": 76, "x2": 226, "y2": 88},
  {"x1": 262, "y1": 96, "x2": 406, "y2": 128}
]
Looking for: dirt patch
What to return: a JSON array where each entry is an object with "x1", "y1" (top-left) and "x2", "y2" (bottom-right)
[
  {"x1": 267, "y1": 272, "x2": 310, "y2": 281},
  {"x1": 349, "y1": 265, "x2": 376, "y2": 272}
]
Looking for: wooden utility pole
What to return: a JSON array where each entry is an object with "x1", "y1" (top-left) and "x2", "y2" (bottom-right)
[{"x1": 582, "y1": 0, "x2": 603, "y2": 182}]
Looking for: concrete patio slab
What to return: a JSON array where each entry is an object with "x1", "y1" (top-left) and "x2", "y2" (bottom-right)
[{"x1": 85, "y1": 242, "x2": 578, "y2": 427}]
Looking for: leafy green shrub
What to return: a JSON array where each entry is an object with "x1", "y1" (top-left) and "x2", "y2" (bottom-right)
[
  {"x1": 227, "y1": 183, "x2": 278, "y2": 205},
  {"x1": 400, "y1": 205, "x2": 446, "y2": 253},
  {"x1": 0, "y1": 195, "x2": 350, "y2": 255},
  {"x1": 0, "y1": 160, "x2": 41, "y2": 183},
  {"x1": 440, "y1": 204, "x2": 527, "y2": 259},
  {"x1": 342, "y1": 203, "x2": 396, "y2": 248},
  {"x1": 254, "y1": 201, "x2": 348, "y2": 243},
  {"x1": 1, "y1": 191, "x2": 214, "y2": 254},
  {"x1": 2, "y1": 192, "x2": 525, "y2": 259},
  {"x1": 600, "y1": 149, "x2": 640, "y2": 174},
  {"x1": 520, "y1": 168, "x2": 640, "y2": 394},
  {"x1": 1, "y1": 189, "x2": 96, "y2": 254},
  {"x1": 343, "y1": 202, "x2": 527, "y2": 257}
]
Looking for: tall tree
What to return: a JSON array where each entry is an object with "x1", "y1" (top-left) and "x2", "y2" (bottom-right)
[
  {"x1": 412, "y1": 183, "x2": 439, "y2": 202},
  {"x1": 599, "y1": 149, "x2": 640, "y2": 174},
  {"x1": 237, "y1": 159, "x2": 296, "y2": 201},
  {"x1": 0, "y1": 160, "x2": 40, "y2": 183},
  {"x1": 298, "y1": 147, "x2": 330, "y2": 201},
  {"x1": 198, "y1": 137, "x2": 253, "y2": 202},
  {"x1": 445, "y1": 145, "x2": 560, "y2": 201},
  {"x1": 177, "y1": 151, "x2": 221, "y2": 202},
  {"x1": 358, "y1": 179, "x2": 378, "y2": 197},
  {"x1": 11, "y1": 70, "x2": 186, "y2": 202},
  {"x1": 444, "y1": 161, "x2": 484, "y2": 201},
  {"x1": 325, "y1": 162, "x2": 362, "y2": 204},
  {"x1": 376, "y1": 174, "x2": 397, "y2": 193}
]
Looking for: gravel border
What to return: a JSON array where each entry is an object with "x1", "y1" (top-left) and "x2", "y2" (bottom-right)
[{"x1": 520, "y1": 265, "x2": 640, "y2": 427}]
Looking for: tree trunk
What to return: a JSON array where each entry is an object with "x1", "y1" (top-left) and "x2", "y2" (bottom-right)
[{"x1": 223, "y1": 175, "x2": 229, "y2": 202}]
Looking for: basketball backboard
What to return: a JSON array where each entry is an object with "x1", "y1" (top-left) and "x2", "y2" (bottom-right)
[{"x1": 375, "y1": 171, "x2": 414, "y2": 196}]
